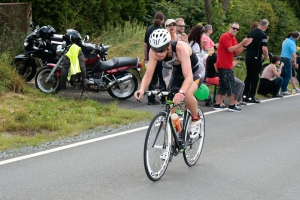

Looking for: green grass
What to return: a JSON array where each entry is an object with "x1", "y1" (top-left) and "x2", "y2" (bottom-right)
[
  {"x1": 0, "y1": 87, "x2": 152, "y2": 152},
  {"x1": 0, "y1": 22, "x2": 151, "y2": 152}
]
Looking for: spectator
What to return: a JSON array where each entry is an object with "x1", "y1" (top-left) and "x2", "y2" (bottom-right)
[
  {"x1": 188, "y1": 24, "x2": 205, "y2": 75},
  {"x1": 163, "y1": 19, "x2": 178, "y2": 89},
  {"x1": 165, "y1": 19, "x2": 177, "y2": 40},
  {"x1": 205, "y1": 45, "x2": 219, "y2": 85},
  {"x1": 144, "y1": 12, "x2": 166, "y2": 105},
  {"x1": 284, "y1": 33, "x2": 300, "y2": 93},
  {"x1": 250, "y1": 22, "x2": 259, "y2": 30},
  {"x1": 243, "y1": 19, "x2": 269, "y2": 103},
  {"x1": 296, "y1": 49, "x2": 300, "y2": 83},
  {"x1": 280, "y1": 31, "x2": 300, "y2": 95},
  {"x1": 175, "y1": 18, "x2": 188, "y2": 43},
  {"x1": 257, "y1": 55, "x2": 283, "y2": 98},
  {"x1": 206, "y1": 45, "x2": 246, "y2": 107},
  {"x1": 201, "y1": 24, "x2": 215, "y2": 53},
  {"x1": 213, "y1": 22, "x2": 252, "y2": 112}
]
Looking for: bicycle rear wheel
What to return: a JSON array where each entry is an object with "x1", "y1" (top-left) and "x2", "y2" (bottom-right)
[
  {"x1": 144, "y1": 112, "x2": 171, "y2": 181},
  {"x1": 183, "y1": 106, "x2": 205, "y2": 166}
]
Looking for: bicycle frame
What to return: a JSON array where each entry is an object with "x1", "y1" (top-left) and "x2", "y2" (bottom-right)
[
  {"x1": 159, "y1": 97, "x2": 192, "y2": 159},
  {"x1": 143, "y1": 88, "x2": 205, "y2": 181}
]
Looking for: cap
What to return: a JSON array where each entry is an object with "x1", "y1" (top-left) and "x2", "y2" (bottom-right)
[{"x1": 165, "y1": 19, "x2": 176, "y2": 27}]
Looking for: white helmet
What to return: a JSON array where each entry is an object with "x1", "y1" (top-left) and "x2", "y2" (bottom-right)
[{"x1": 149, "y1": 29, "x2": 171, "y2": 51}]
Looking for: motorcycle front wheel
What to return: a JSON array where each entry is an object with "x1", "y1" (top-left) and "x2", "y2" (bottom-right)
[
  {"x1": 35, "y1": 66, "x2": 60, "y2": 94},
  {"x1": 107, "y1": 72, "x2": 138, "y2": 100},
  {"x1": 14, "y1": 60, "x2": 37, "y2": 82}
]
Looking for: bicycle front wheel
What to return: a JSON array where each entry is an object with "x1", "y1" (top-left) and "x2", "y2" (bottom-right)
[
  {"x1": 144, "y1": 112, "x2": 172, "y2": 181},
  {"x1": 183, "y1": 106, "x2": 205, "y2": 166}
]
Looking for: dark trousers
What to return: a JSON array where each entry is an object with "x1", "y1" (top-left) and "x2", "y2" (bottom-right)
[
  {"x1": 258, "y1": 77, "x2": 283, "y2": 96},
  {"x1": 243, "y1": 58, "x2": 262, "y2": 98},
  {"x1": 148, "y1": 61, "x2": 166, "y2": 102}
]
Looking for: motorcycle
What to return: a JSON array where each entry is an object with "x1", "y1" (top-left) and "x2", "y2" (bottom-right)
[
  {"x1": 35, "y1": 29, "x2": 142, "y2": 100},
  {"x1": 12, "y1": 25, "x2": 63, "y2": 82}
]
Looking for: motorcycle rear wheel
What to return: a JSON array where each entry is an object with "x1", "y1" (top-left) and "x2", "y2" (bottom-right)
[
  {"x1": 107, "y1": 72, "x2": 138, "y2": 100},
  {"x1": 35, "y1": 66, "x2": 60, "y2": 94},
  {"x1": 15, "y1": 60, "x2": 37, "y2": 82}
]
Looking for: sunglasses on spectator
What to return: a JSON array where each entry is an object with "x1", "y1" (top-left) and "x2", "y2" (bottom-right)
[
  {"x1": 231, "y1": 27, "x2": 239, "y2": 31},
  {"x1": 167, "y1": 23, "x2": 176, "y2": 27},
  {"x1": 177, "y1": 25, "x2": 185, "y2": 28},
  {"x1": 150, "y1": 43, "x2": 169, "y2": 53}
]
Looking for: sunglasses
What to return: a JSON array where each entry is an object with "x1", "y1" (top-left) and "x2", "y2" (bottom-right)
[
  {"x1": 167, "y1": 24, "x2": 176, "y2": 27},
  {"x1": 231, "y1": 27, "x2": 239, "y2": 31},
  {"x1": 177, "y1": 25, "x2": 185, "y2": 28},
  {"x1": 150, "y1": 43, "x2": 169, "y2": 53}
]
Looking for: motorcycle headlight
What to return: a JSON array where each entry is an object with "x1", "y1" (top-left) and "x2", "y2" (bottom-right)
[
  {"x1": 24, "y1": 42, "x2": 29, "y2": 47},
  {"x1": 56, "y1": 45, "x2": 64, "y2": 55}
]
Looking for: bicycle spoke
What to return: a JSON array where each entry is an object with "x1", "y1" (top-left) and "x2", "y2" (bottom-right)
[
  {"x1": 183, "y1": 107, "x2": 205, "y2": 166},
  {"x1": 144, "y1": 113, "x2": 171, "y2": 181}
]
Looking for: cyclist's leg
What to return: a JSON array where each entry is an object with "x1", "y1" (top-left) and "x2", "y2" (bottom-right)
[{"x1": 184, "y1": 72, "x2": 201, "y2": 119}]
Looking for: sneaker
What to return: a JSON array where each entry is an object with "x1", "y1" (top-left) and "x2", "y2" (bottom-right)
[
  {"x1": 213, "y1": 104, "x2": 226, "y2": 110},
  {"x1": 175, "y1": 107, "x2": 184, "y2": 116},
  {"x1": 228, "y1": 105, "x2": 242, "y2": 112},
  {"x1": 295, "y1": 88, "x2": 300, "y2": 92},
  {"x1": 189, "y1": 119, "x2": 201, "y2": 139},
  {"x1": 160, "y1": 150, "x2": 168, "y2": 160},
  {"x1": 272, "y1": 94, "x2": 283, "y2": 98},
  {"x1": 248, "y1": 97, "x2": 260, "y2": 103},
  {"x1": 281, "y1": 91, "x2": 291, "y2": 95},
  {"x1": 236, "y1": 101, "x2": 247, "y2": 107}
]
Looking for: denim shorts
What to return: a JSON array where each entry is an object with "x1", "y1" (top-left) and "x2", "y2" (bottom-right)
[{"x1": 217, "y1": 68, "x2": 236, "y2": 95}]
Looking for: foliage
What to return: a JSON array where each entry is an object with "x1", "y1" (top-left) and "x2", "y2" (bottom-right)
[
  {"x1": 224, "y1": 0, "x2": 300, "y2": 54},
  {"x1": 1, "y1": 0, "x2": 147, "y2": 35},
  {"x1": 0, "y1": 55, "x2": 25, "y2": 95},
  {"x1": 209, "y1": 0, "x2": 228, "y2": 42},
  {"x1": 145, "y1": 0, "x2": 205, "y2": 32}
]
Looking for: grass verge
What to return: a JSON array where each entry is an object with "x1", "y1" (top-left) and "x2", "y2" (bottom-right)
[{"x1": 0, "y1": 88, "x2": 152, "y2": 152}]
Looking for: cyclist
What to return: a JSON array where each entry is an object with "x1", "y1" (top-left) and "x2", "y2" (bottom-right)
[{"x1": 134, "y1": 29, "x2": 203, "y2": 139}]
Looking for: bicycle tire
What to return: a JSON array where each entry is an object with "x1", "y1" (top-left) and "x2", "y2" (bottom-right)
[
  {"x1": 143, "y1": 112, "x2": 172, "y2": 181},
  {"x1": 183, "y1": 106, "x2": 205, "y2": 166}
]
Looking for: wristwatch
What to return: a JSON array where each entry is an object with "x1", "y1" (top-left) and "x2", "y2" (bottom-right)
[{"x1": 179, "y1": 90, "x2": 186, "y2": 96}]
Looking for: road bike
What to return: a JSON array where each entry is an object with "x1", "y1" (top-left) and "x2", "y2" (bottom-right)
[{"x1": 142, "y1": 88, "x2": 205, "y2": 181}]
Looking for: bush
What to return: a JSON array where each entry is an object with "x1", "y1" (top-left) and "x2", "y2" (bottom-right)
[{"x1": 0, "y1": 55, "x2": 25, "y2": 95}]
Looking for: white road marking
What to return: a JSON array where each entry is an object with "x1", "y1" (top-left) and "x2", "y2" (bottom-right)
[{"x1": 1, "y1": 93, "x2": 299, "y2": 166}]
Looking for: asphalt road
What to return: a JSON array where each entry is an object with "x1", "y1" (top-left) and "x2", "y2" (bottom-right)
[{"x1": 1, "y1": 92, "x2": 300, "y2": 200}]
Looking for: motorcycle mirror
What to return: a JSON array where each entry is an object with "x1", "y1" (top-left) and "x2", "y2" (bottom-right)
[{"x1": 84, "y1": 35, "x2": 89, "y2": 42}]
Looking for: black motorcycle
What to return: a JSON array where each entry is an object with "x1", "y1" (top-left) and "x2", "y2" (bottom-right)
[
  {"x1": 35, "y1": 29, "x2": 142, "y2": 100},
  {"x1": 12, "y1": 25, "x2": 63, "y2": 82}
]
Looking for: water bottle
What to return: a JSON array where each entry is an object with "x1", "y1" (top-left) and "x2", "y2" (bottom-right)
[{"x1": 171, "y1": 113, "x2": 182, "y2": 132}]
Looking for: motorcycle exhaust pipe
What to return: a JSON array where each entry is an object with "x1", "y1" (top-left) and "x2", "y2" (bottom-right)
[{"x1": 106, "y1": 73, "x2": 133, "y2": 89}]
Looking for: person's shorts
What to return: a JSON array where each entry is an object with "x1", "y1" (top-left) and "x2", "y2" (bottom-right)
[
  {"x1": 169, "y1": 67, "x2": 203, "y2": 90},
  {"x1": 217, "y1": 68, "x2": 236, "y2": 95}
]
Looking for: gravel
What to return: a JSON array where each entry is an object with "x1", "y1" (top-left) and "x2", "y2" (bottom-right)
[{"x1": 0, "y1": 120, "x2": 150, "y2": 160}]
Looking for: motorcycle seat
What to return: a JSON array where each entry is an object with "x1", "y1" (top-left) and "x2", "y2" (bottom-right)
[
  {"x1": 116, "y1": 57, "x2": 138, "y2": 67},
  {"x1": 98, "y1": 57, "x2": 119, "y2": 70}
]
